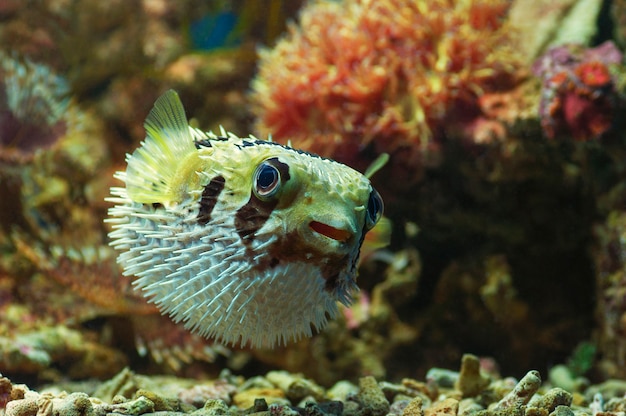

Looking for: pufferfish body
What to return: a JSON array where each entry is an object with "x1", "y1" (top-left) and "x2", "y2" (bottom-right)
[{"x1": 106, "y1": 90, "x2": 383, "y2": 348}]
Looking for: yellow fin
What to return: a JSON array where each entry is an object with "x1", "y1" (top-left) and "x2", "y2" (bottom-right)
[{"x1": 125, "y1": 90, "x2": 200, "y2": 205}]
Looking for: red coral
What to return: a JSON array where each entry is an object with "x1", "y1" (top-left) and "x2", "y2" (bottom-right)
[
  {"x1": 576, "y1": 61, "x2": 613, "y2": 88},
  {"x1": 251, "y1": 0, "x2": 520, "y2": 182},
  {"x1": 533, "y1": 42, "x2": 623, "y2": 141}
]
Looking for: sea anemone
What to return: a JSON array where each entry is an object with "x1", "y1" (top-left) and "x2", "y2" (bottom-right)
[{"x1": 250, "y1": 0, "x2": 521, "y2": 182}]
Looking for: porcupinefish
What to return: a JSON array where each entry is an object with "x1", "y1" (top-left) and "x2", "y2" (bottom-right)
[{"x1": 106, "y1": 90, "x2": 383, "y2": 348}]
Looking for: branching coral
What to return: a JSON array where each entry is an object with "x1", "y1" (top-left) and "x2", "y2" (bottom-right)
[{"x1": 250, "y1": 0, "x2": 521, "y2": 182}]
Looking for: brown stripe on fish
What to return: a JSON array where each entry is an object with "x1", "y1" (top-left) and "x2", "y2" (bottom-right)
[
  {"x1": 234, "y1": 195, "x2": 278, "y2": 242},
  {"x1": 197, "y1": 175, "x2": 225, "y2": 225}
]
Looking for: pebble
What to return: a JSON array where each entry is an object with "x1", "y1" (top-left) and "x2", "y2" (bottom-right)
[
  {"x1": 424, "y1": 397, "x2": 459, "y2": 416},
  {"x1": 455, "y1": 354, "x2": 490, "y2": 397},
  {"x1": 232, "y1": 387, "x2": 287, "y2": 409},
  {"x1": 327, "y1": 381, "x2": 358, "y2": 402},
  {"x1": 266, "y1": 370, "x2": 325, "y2": 402},
  {"x1": 2, "y1": 364, "x2": 626, "y2": 416},
  {"x1": 355, "y1": 376, "x2": 389, "y2": 416},
  {"x1": 402, "y1": 396, "x2": 424, "y2": 416}
]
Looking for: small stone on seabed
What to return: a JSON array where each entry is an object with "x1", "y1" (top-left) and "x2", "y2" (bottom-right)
[
  {"x1": 424, "y1": 397, "x2": 459, "y2": 416},
  {"x1": 401, "y1": 396, "x2": 424, "y2": 416},
  {"x1": 493, "y1": 370, "x2": 542, "y2": 411},
  {"x1": 355, "y1": 376, "x2": 390, "y2": 416},
  {"x1": 2, "y1": 366, "x2": 626, "y2": 415},
  {"x1": 455, "y1": 354, "x2": 490, "y2": 397}
]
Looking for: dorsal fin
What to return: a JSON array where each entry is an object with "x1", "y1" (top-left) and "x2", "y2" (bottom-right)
[{"x1": 124, "y1": 90, "x2": 200, "y2": 205}]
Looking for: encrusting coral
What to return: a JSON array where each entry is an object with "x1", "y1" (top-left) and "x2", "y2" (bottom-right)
[
  {"x1": 532, "y1": 41, "x2": 624, "y2": 140},
  {"x1": 0, "y1": 54, "x2": 228, "y2": 379},
  {"x1": 250, "y1": 0, "x2": 522, "y2": 184}
]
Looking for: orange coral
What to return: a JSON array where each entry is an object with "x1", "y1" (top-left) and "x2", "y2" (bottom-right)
[{"x1": 251, "y1": 0, "x2": 520, "y2": 181}]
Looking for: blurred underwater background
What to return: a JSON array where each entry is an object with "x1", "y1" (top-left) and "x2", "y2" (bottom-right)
[{"x1": 2, "y1": 0, "x2": 626, "y2": 415}]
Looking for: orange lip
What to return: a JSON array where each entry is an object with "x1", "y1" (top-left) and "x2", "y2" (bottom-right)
[{"x1": 309, "y1": 221, "x2": 351, "y2": 242}]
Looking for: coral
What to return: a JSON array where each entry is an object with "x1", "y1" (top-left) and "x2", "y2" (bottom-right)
[
  {"x1": 178, "y1": 380, "x2": 237, "y2": 407},
  {"x1": 265, "y1": 371, "x2": 325, "y2": 403},
  {"x1": 248, "y1": 248, "x2": 421, "y2": 386},
  {"x1": 232, "y1": 387, "x2": 287, "y2": 409},
  {"x1": 354, "y1": 376, "x2": 389, "y2": 416},
  {"x1": 455, "y1": 354, "x2": 490, "y2": 398},
  {"x1": 197, "y1": 398, "x2": 231, "y2": 415},
  {"x1": 532, "y1": 41, "x2": 623, "y2": 140},
  {"x1": 527, "y1": 388, "x2": 572, "y2": 413},
  {"x1": 508, "y1": 0, "x2": 605, "y2": 63},
  {"x1": 423, "y1": 397, "x2": 458, "y2": 416},
  {"x1": 0, "y1": 326, "x2": 128, "y2": 379},
  {"x1": 0, "y1": 53, "x2": 111, "y2": 253},
  {"x1": 0, "y1": 54, "x2": 225, "y2": 379},
  {"x1": 250, "y1": 0, "x2": 521, "y2": 184},
  {"x1": 401, "y1": 396, "x2": 423, "y2": 416},
  {"x1": 592, "y1": 211, "x2": 626, "y2": 380},
  {"x1": 0, "y1": 53, "x2": 70, "y2": 165},
  {"x1": 492, "y1": 370, "x2": 541, "y2": 411},
  {"x1": 2, "y1": 0, "x2": 623, "y2": 393},
  {"x1": 613, "y1": 0, "x2": 626, "y2": 49}
]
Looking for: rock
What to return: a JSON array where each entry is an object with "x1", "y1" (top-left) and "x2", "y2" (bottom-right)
[
  {"x1": 232, "y1": 388, "x2": 287, "y2": 409},
  {"x1": 424, "y1": 398, "x2": 459, "y2": 416},
  {"x1": 493, "y1": 370, "x2": 542, "y2": 411},
  {"x1": 191, "y1": 399, "x2": 231, "y2": 416},
  {"x1": 327, "y1": 381, "x2": 358, "y2": 402},
  {"x1": 528, "y1": 388, "x2": 572, "y2": 413},
  {"x1": 266, "y1": 371, "x2": 325, "y2": 402},
  {"x1": 455, "y1": 354, "x2": 490, "y2": 397},
  {"x1": 402, "y1": 396, "x2": 424, "y2": 416},
  {"x1": 355, "y1": 376, "x2": 389, "y2": 416}
]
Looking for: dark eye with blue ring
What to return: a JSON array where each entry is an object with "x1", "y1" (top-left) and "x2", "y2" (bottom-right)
[
  {"x1": 253, "y1": 162, "x2": 281, "y2": 199},
  {"x1": 366, "y1": 189, "x2": 383, "y2": 230}
]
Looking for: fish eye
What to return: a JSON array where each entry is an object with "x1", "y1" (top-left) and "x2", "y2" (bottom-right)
[
  {"x1": 253, "y1": 161, "x2": 281, "y2": 199},
  {"x1": 365, "y1": 189, "x2": 383, "y2": 230}
]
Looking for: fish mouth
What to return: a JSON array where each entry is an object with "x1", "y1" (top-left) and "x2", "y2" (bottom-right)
[{"x1": 309, "y1": 221, "x2": 352, "y2": 243}]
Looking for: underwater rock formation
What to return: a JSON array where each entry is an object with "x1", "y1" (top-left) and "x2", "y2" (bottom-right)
[
  {"x1": 593, "y1": 212, "x2": 626, "y2": 380},
  {"x1": 0, "y1": 54, "x2": 228, "y2": 380}
]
